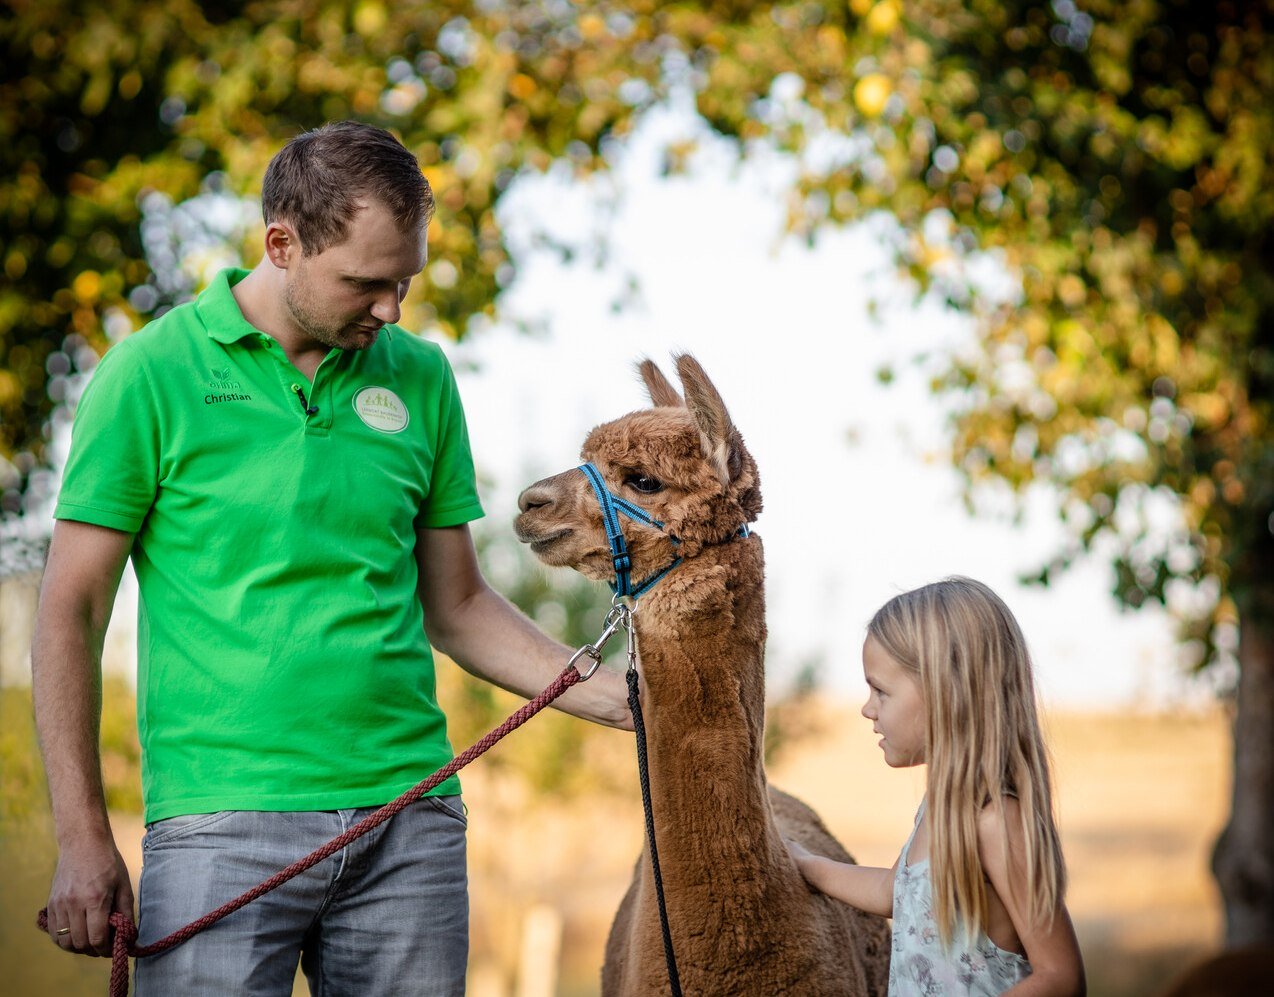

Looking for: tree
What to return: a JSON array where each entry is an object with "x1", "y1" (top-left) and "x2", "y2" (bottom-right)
[
  {"x1": 4, "y1": 0, "x2": 1271, "y2": 945},
  {"x1": 664, "y1": 0, "x2": 1273, "y2": 944},
  {"x1": 0, "y1": 0, "x2": 666, "y2": 532}
]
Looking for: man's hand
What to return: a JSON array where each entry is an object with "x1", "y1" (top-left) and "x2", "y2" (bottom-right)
[
  {"x1": 32, "y1": 520, "x2": 136, "y2": 955},
  {"x1": 44, "y1": 834, "x2": 134, "y2": 956},
  {"x1": 416, "y1": 523, "x2": 634, "y2": 731},
  {"x1": 555, "y1": 659, "x2": 634, "y2": 731}
]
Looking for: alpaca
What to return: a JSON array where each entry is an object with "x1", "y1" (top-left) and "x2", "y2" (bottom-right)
[
  {"x1": 1155, "y1": 946, "x2": 1274, "y2": 996},
  {"x1": 515, "y1": 355, "x2": 890, "y2": 995}
]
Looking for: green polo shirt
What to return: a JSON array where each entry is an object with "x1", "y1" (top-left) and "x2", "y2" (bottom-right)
[{"x1": 56, "y1": 268, "x2": 484, "y2": 822}]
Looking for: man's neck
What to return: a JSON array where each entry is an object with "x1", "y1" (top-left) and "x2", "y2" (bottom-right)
[{"x1": 230, "y1": 264, "x2": 329, "y2": 379}]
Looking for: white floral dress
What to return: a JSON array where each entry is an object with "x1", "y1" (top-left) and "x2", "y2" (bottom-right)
[{"x1": 889, "y1": 802, "x2": 1032, "y2": 996}]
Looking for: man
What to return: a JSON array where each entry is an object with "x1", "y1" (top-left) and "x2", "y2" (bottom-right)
[{"x1": 33, "y1": 121, "x2": 630, "y2": 994}]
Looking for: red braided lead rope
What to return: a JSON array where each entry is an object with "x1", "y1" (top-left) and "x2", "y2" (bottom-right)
[{"x1": 37, "y1": 662, "x2": 584, "y2": 997}]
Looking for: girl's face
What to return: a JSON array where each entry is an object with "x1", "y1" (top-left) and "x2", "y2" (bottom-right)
[{"x1": 861, "y1": 635, "x2": 927, "y2": 768}]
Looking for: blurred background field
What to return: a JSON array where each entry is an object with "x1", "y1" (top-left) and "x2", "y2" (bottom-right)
[{"x1": 1, "y1": 670, "x2": 1228, "y2": 997}]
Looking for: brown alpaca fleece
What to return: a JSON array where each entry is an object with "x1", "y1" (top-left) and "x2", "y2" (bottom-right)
[
  {"x1": 1155, "y1": 946, "x2": 1274, "y2": 997},
  {"x1": 516, "y1": 355, "x2": 890, "y2": 996}
]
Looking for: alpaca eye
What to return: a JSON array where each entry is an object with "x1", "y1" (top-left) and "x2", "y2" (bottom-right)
[{"x1": 624, "y1": 474, "x2": 664, "y2": 494}]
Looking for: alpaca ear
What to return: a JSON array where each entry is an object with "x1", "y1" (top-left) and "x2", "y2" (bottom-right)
[
  {"x1": 675, "y1": 353, "x2": 743, "y2": 486},
  {"x1": 639, "y1": 359, "x2": 685, "y2": 408}
]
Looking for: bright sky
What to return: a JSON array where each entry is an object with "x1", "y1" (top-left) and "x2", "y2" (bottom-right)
[{"x1": 444, "y1": 100, "x2": 1201, "y2": 710}]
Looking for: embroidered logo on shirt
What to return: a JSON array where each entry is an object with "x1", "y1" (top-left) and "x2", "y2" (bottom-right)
[
  {"x1": 353, "y1": 386, "x2": 409, "y2": 434},
  {"x1": 207, "y1": 368, "x2": 244, "y2": 391},
  {"x1": 205, "y1": 367, "x2": 251, "y2": 405}
]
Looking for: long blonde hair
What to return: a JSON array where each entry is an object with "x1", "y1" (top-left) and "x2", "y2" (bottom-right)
[{"x1": 867, "y1": 576, "x2": 1066, "y2": 946}]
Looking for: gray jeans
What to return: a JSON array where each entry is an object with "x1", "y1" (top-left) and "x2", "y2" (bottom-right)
[{"x1": 134, "y1": 797, "x2": 469, "y2": 996}]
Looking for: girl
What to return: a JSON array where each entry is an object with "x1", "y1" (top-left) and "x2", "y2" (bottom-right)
[{"x1": 788, "y1": 577, "x2": 1086, "y2": 996}]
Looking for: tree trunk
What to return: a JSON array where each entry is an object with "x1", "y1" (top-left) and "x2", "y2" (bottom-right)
[{"x1": 1212, "y1": 611, "x2": 1274, "y2": 945}]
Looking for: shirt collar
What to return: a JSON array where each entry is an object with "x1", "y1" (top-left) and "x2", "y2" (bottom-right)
[{"x1": 198, "y1": 268, "x2": 270, "y2": 345}]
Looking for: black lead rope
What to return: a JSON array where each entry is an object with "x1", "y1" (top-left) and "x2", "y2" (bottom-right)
[{"x1": 627, "y1": 666, "x2": 685, "y2": 997}]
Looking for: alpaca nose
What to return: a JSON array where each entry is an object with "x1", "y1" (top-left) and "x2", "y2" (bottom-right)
[{"x1": 517, "y1": 484, "x2": 555, "y2": 513}]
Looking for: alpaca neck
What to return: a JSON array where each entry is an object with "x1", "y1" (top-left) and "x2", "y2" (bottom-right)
[
  {"x1": 633, "y1": 538, "x2": 778, "y2": 879},
  {"x1": 636, "y1": 538, "x2": 766, "y2": 729}
]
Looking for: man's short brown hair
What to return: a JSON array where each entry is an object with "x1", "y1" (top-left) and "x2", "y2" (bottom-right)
[{"x1": 261, "y1": 121, "x2": 434, "y2": 256}]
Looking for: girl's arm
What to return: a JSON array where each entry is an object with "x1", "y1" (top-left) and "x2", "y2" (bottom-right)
[
  {"x1": 785, "y1": 839, "x2": 895, "y2": 917},
  {"x1": 978, "y1": 802, "x2": 1087, "y2": 997}
]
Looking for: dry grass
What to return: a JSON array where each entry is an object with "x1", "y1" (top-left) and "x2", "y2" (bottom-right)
[
  {"x1": 1045, "y1": 710, "x2": 1229, "y2": 996},
  {"x1": 4, "y1": 699, "x2": 1229, "y2": 996},
  {"x1": 462, "y1": 698, "x2": 1231, "y2": 996},
  {"x1": 770, "y1": 702, "x2": 1229, "y2": 997}
]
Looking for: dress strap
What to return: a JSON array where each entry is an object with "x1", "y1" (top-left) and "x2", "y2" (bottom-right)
[{"x1": 900, "y1": 798, "x2": 927, "y2": 865}]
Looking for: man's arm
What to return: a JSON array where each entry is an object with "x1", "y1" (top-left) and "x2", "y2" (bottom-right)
[
  {"x1": 32, "y1": 519, "x2": 136, "y2": 956},
  {"x1": 415, "y1": 523, "x2": 632, "y2": 730}
]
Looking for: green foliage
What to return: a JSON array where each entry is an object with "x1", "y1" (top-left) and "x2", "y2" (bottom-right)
[
  {"x1": 99, "y1": 675, "x2": 142, "y2": 813},
  {"x1": 629, "y1": 0, "x2": 1273, "y2": 664},
  {"x1": 0, "y1": 676, "x2": 141, "y2": 820},
  {"x1": 2, "y1": 0, "x2": 666, "y2": 513},
  {"x1": 0, "y1": 685, "x2": 46, "y2": 822},
  {"x1": 2, "y1": 680, "x2": 126, "y2": 995},
  {"x1": 763, "y1": 656, "x2": 826, "y2": 767},
  {"x1": 6, "y1": 0, "x2": 1270, "y2": 654},
  {"x1": 871, "y1": 1, "x2": 1274, "y2": 663}
]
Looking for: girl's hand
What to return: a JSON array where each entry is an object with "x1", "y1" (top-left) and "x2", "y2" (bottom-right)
[
  {"x1": 784, "y1": 837, "x2": 816, "y2": 884},
  {"x1": 782, "y1": 837, "x2": 896, "y2": 917}
]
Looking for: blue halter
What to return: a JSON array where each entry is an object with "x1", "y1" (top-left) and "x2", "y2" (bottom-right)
[{"x1": 578, "y1": 463, "x2": 683, "y2": 599}]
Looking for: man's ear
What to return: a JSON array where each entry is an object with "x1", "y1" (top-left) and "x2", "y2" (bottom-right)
[{"x1": 263, "y1": 222, "x2": 299, "y2": 269}]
